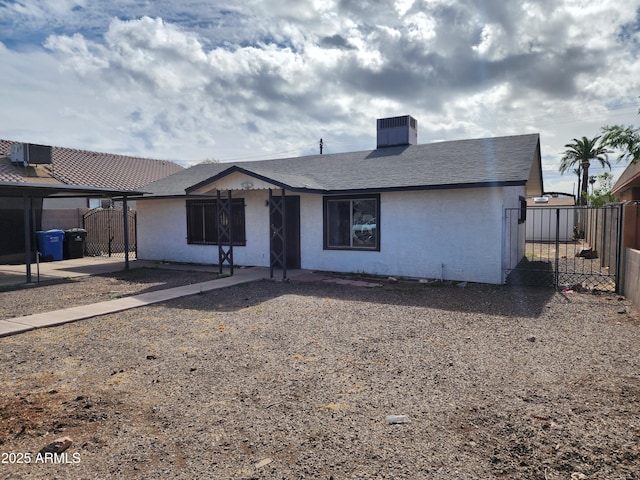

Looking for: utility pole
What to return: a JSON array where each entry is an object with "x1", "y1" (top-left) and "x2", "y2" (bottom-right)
[{"x1": 319, "y1": 138, "x2": 323, "y2": 155}]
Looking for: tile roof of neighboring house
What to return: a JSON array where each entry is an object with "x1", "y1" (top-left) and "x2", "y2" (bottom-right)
[
  {"x1": 0, "y1": 140, "x2": 184, "y2": 189},
  {"x1": 141, "y1": 133, "x2": 543, "y2": 197},
  {"x1": 0, "y1": 140, "x2": 26, "y2": 183}
]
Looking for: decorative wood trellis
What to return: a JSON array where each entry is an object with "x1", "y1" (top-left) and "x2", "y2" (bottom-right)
[
  {"x1": 269, "y1": 188, "x2": 287, "y2": 280},
  {"x1": 216, "y1": 190, "x2": 234, "y2": 275}
]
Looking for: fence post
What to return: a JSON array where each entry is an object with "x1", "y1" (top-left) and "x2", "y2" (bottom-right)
[
  {"x1": 594, "y1": 206, "x2": 613, "y2": 267},
  {"x1": 615, "y1": 203, "x2": 625, "y2": 294},
  {"x1": 555, "y1": 208, "x2": 560, "y2": 289}
]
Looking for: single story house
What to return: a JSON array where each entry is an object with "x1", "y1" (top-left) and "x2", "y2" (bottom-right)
[{"x1": 135, "y1": 116, "x2": 543, "y2": 284}]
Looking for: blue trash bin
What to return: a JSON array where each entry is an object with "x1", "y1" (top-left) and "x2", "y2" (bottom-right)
[{"x1": 36, "y1": 229, "x2": 65, "y2": 261}]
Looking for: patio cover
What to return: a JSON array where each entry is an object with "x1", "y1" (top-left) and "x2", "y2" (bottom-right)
[{"x1": 0, "y1": 181, "x2": 142, "y2": 283}]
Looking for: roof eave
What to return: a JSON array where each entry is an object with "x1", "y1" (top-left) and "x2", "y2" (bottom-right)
[
  {"x1": 612, "y1": 168, "x2": 640, "y2": 196},
  {"x1": 0, "y1": 181, "x2": 143, "y2": 198},
  {"x1": 142, "y1": 180, "x2": 529, "y2": 198}
]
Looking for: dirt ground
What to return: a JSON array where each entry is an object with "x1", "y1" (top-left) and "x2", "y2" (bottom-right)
[{"x1": 1, "y1": 268, "x2": 639, "y2": 479}]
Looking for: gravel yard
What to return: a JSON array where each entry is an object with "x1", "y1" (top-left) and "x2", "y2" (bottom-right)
[{"x1": 1, "y1": 268, "x2": 639, "y2": 479}]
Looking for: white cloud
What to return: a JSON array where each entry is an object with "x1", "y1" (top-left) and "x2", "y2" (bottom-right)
[
  {"x1": 43, "y1": 33, "x2": 108, "y2": 74},
  {"x1": 404, "y1": 11, "x2": 437, "y2": 44},
  {"x1": 472, "y1": 23, "x2": 509, "y2": 61},
  {"x1": 0, "y1": 0, "x2": 639, "y2": 191},
  {"x1": 394, "y1": 0, "x2": 414, "y2": 17}
]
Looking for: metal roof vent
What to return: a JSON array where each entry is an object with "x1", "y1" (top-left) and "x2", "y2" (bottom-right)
[{"x1": 376, "y1": 115, "x2": 417, "y2": 148}]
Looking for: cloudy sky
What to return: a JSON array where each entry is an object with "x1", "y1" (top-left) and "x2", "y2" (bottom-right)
[{"x1": 1, "y1": 0, "x2": 639, "y2": 194}]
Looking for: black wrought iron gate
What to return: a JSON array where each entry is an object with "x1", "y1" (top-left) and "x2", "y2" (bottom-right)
[
  {"x1": 83, "y1": 207, "x2": 137, "y2": 258},
  {"x1": 504, "y1": 205, "x2": 623, "y2": 291}
]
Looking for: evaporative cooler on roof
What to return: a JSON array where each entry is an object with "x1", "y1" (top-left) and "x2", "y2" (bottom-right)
[
  {"x1": 376, "y1": 115, "x2": 418, "y2": 148},
  {"x1": 10, "y1": 143, "x2": 53, "y2": 167}
]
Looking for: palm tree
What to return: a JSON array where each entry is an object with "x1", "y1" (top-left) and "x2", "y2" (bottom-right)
[
  {"x1": 572, "y1": 167, "x2": 581, "y2": 204},
  {"x1": 559, "y1": 136, "x2": 611, "y2": 205}
]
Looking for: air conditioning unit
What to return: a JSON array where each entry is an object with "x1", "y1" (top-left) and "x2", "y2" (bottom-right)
[
  {"x1": 10, "y1": 143, "x2": 26, "y2": 166},
  {"x1": 376, "y1": 115, "x2": 418, "y2": 148},
  {"x1": 10, "y1": 143, "x2": 52, "y2": 167}
]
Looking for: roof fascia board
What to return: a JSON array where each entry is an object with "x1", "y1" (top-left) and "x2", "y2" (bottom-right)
[
  {"x1": 318, "y1": 181, "x2": 528, "y2": 196},
  {"x1": 612, "y1": 170, "x2": 640, "y2": 196},
  {"x1": 534, "y1": 137, "x2": 544, "y2": 195},
  {"x1": 150, "y1": 180, "x2": 528, "y2": 198},
  {"x1": 0, "y1": 182, "x2": 141, "y2": 198}
]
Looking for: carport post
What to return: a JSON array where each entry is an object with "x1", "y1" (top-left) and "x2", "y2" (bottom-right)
[
  {"x1": 123, "y1": 196, "x2": 130, "y2": 270},
  {"x1": 23, "y1": 194, "x2": 32, "y2": 283}
]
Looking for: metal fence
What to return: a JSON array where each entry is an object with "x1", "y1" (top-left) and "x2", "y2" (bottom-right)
[
  {"x1": 83, "y1": 207, "x2": 136, "y2": 258},
  {"x1": 504, "y1": 205, "x2": 623, "y2": 291}
]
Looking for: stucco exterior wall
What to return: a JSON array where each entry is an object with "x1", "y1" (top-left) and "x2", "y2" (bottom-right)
[
  {"x1": 41, "y1": 208, "x2": 86, "y2": 230},
  {"x1": 502, "y1": 190, "x2": 527, "y2": 278},
  {"x1": 300, "y1": 187, "x2": 522, "y2": 284},
  {"x1": 137, "y1": 190, "x2": 272, "y2": 266},
  {"x1": 137, "y1": 185, "x2": 525, "y2": 284}
]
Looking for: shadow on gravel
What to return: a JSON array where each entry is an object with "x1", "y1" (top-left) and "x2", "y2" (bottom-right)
[
  {"x1": 505, "y1": 257, "x2": 555, "y2": 287},
  {"x1": 160, "y1": 278, "x2": 558, "y2": 319},
  {"x1": 98, "y1": 267, "x2": 220, "y2": 286},
  {"x1": 0, "y1": 267, "x2": 221, "y2": 294}
]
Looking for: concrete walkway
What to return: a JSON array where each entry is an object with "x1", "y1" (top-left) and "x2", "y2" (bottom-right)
[{"x1": 0, "y1": 265, "x2": 288, "y2": 338}]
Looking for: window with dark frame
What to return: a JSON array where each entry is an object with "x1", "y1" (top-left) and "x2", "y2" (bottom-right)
[
  {"x1": 324, "y1": 195, "x2": 380, "y2": 250},
  {"x1": 186, "y1": 198, "x2": 246, "y2": 245}
]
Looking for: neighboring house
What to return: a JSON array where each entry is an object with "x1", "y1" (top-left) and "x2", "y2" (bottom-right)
[
  {"x1": 612, "y1": 160, "x2": 640, "y2": 251},
  {"x1": 612, "y1": 160, "x2": 640, "y2": 202},
  {"x1": 136, "y1": 116, "x2": 543, "y2": 284},
  {"x1": 525, "y1": 195, "x2": 576, "y2": 242},
  {"x1": 0, "y1": 140, "x2": 183, "y2": 262},
  {"x1": 612, "y1": 160, "x2": 640, "y2": 309},
  {"x1": 0, "y1": 140, "x2": 183, "y2": 221}
]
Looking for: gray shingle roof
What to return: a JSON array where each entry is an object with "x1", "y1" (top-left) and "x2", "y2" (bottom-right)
[
  {"x1": 142, "y1": 133, "x2": 542, "y2": 197},
  {"x1": 0, "y1": 140, "x2": 183, "y2": 189}
]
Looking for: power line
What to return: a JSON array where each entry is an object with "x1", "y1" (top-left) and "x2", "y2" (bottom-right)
[
  {"x1": 218, "y1": 141, "x2": 319, "y2": 162},
  {"x1": 212, "y1": 99, "x2": 639, "y2": 163}
]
